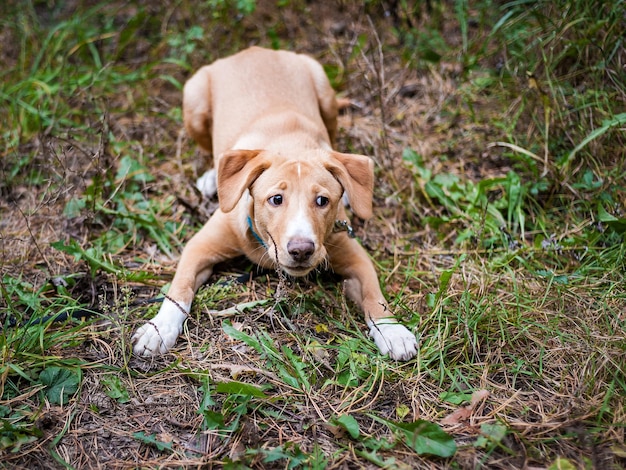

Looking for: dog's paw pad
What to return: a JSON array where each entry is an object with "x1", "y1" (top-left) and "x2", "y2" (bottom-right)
[{"x1": 368, "y1": 320, "x2": 418, "y2": 361}]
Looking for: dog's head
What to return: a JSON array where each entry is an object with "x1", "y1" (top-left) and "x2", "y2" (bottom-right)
[{"x1": 217, "y1": 149, "x2": 374, "y2": 276}]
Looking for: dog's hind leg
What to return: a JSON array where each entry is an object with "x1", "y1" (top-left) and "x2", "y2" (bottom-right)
[
  {"x1": 183, "y1": 66, "x2": 217, "y2": 197},
  {"x1": 183, "y1": 65, "x2": 213, "y2": 153}
]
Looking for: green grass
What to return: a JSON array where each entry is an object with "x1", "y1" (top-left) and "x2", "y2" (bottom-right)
[{"x1": 1, "y1": 0, "x2": 625, "y2": 468}]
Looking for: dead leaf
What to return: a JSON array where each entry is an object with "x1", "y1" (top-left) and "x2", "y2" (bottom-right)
[
  {"x1": 441, "y1": 389, "x2": 490, "y2": 425},
  {"x1": 470, "y1": 389, "x2": 490, "y2": 407},
  {"x1": 230, "y1": 322, "x2": 244, "y2": 331},
  {"x1": 158, "y1": 432, "x2": 174, "y2": 444},
  {"x1": 323, "y1": 423, "x2": 346, "y2": 439}
]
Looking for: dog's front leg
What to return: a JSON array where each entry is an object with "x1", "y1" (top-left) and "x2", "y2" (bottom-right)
[
  {"x1": 329, "y1": 236, "x2": 418, "y2": 361},
  {"x1": 132, "y1": 211, "x2": 241, "y2": 356}
]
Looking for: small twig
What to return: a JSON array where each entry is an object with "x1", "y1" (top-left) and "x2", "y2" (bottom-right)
[
  {"x1": 10, "y1": 198, "x2": 52, "y2": 274},
  {"x1": 163, "y1": 293, "x2": 189, "y2": 316},
  {"x1": 364, "y1": 15, "x2": 392, "y2": 168},
  {"x1": 266, "y1": 231, "x2": 287, "y2": 300}
]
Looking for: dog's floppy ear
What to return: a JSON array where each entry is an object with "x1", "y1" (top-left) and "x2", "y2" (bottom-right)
[
  {"x1": 217, "y1": 149, "x2": 269, "y2": 213},
  {"x1": 326, "y1": 151, "x2": 374, "y2": 219}
]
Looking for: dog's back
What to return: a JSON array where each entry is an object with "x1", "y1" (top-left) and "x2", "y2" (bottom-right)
[{"x1": 183, "y1": 47, "x2": 338, "y2": 157}]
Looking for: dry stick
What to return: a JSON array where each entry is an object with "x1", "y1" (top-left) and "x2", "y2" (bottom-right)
[
  {"x1": 11, "y1": 199, "x2": 53, "y2": 274},
  {"x1": 175, "y1": 127, "x2": 186, "y2": 174},
  {"x1": 266, "y1": 231, "x2": 287, "y2": 300},
  {"x1": 364, "y1": 15, "x2": 392, "y2": 169},
  {"x1": 206, "y1": 362, "x2": 280, "y2": 382}
]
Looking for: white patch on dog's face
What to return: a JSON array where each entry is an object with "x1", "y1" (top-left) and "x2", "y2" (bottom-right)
[
  {"x1": 284, "y1": 196, "x2": 315, "y2": 240},
  {"x1": 250, "y1": 152, "x2": 343, "y2": 276}
]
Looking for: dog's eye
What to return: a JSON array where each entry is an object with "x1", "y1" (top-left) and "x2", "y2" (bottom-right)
[
  {"x1": 316, "y1": 196, "x2": 329, "y2": 207},
  {"x1": 268, "y1": 195, "x2": 283, "y2": 206}
]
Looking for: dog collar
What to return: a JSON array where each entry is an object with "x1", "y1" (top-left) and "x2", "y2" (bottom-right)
[
  {"x1": 333, "y1": 220, "x2": 356, "y2": 238},
  {"x1": 247, "y1": 216, "x2": 267, "y2": 248}
]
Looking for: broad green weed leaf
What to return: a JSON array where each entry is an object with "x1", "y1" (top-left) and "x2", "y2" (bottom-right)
[
  {"x1": 355, "y1": 448, "x2": 399, "y2": 468},
  {"x1": 38, "y1": 367, "x2": 81, "y2": 405},
  {"x1": 132, "y1": 431, "x2": 173, "y2": 452},
  {"x1": 262, "y1": 442, "x2": 307, "y2": 468},
  {"x1": 222, "y1": 321, "x2": 263, "y2": 353},
  {"x1": 474, "y1": 422, "x2": 508, "y2": 449},
  {"x1": 425, "y1": 180, "x2": 456, "y2": 212},
  {"x1": 215, "y1": 380, "x2": 268, "y2": 398},
  {"x1": 262, "y1": 446, "x2": 294, "y2": 463},
  {"x1": 116, "y1": 155, "x2": 154, "y2": 183},
  {"x1": 214, "y1": 299, "x2": 269, "y2": 316},
  {"x1": 51, "y1": 239, "x2": 127, "y2": 277},
  {"x1": 201, "y1": 410, "x2": 226, "y2": 430},
  {"x1": 235, "y1": 0, "x2": 256, "y2": 15},
  {"x1": 504, "y1": 171, "x2": 524, "y2": 230},
  {"x1": 402, "y1": 148, "x2": 431, "y2": 181},
  {"x1": 199, "y1": 376, "x2": 216, "y2": 410},
  {"x1": 333, "y1": 414, "x2": 360, "y2": 439},
  {"x1": 439, "y1": 391, "x2": 473, "y2": 405},
  {"x1": 0, "y1": 419, "x2": 43, "y2": 452},
  {"x1": 63, "y1": 197, "x2": 86, "y2": 218},
  {"x1": 101, "y1": 375, "x2": 130, "y2": 403},
  {"x1": 395, "y1": 420, "x2": 456, "y2": 457},
  {"x1": 374, "y1": 416, "x2": 456, "y2": 458},
  {"x1": 597, "y1": 203, "x2": 626, "y2": 233},
  {"x1": 281, "y1": 346, "x2": 310, "y2": 391}
]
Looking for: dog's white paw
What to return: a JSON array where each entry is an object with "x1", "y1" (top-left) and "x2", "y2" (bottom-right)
[
  {"x1": 196, "y1": 169, "x2": 217, "y2": 198},
  {"x1": 368, "y1": 319, "x2": 418, "y2": 361},
  {"x1": 132, "y1": 298, "x2": 189, "y2": 357}
]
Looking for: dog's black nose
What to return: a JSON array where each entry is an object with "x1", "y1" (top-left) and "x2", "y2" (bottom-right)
[{"x1": 287, "y1": 238, "x2": 315, "y2": 262}]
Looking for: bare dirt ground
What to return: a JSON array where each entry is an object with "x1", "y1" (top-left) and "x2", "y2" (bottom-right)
[{"x1": 1, "y1": 1, "x2": 625, "y2": 469}]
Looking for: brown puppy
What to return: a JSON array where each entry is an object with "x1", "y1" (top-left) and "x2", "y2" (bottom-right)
[{"x1": 132, "y1": 47, "x2": 417, "y2": 361}]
